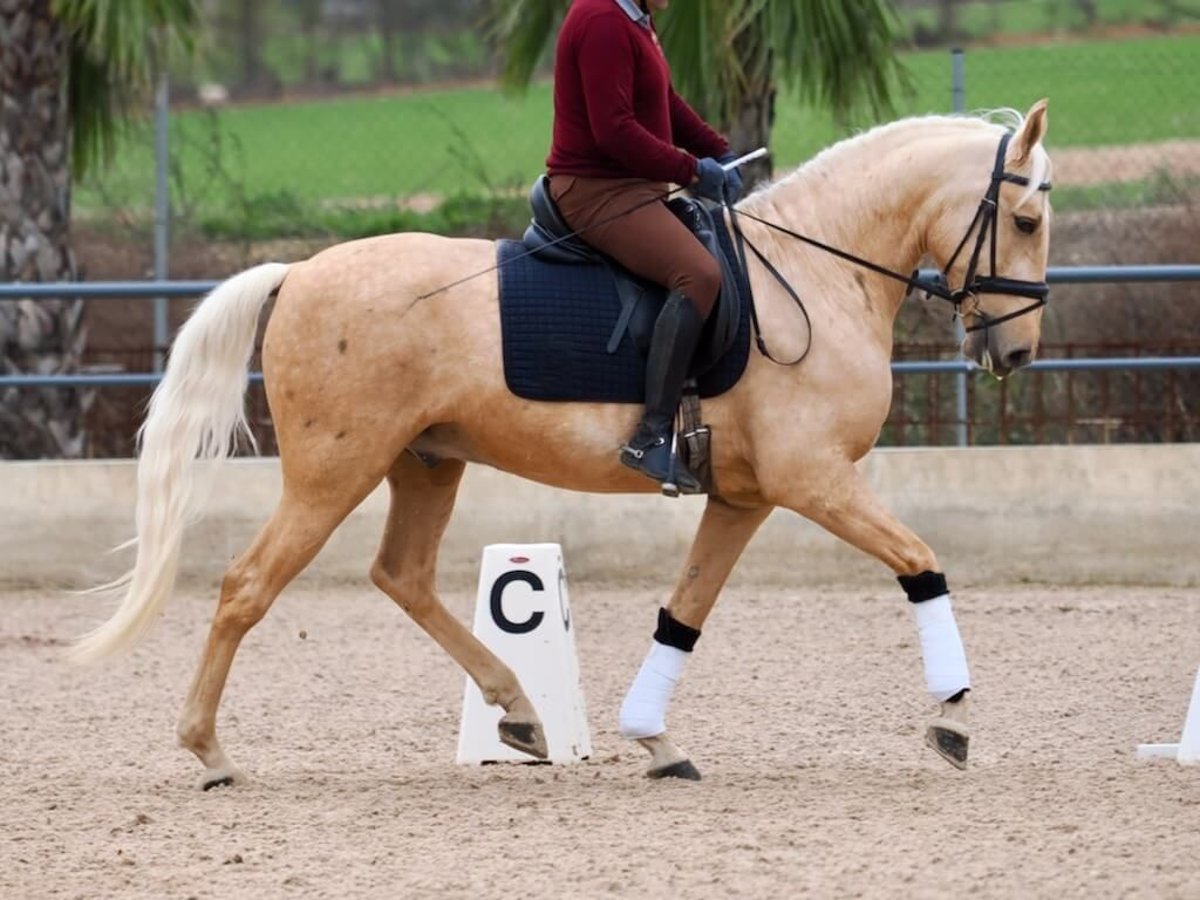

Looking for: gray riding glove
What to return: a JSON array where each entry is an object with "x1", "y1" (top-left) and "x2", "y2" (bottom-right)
[
  {"x1": 693, "y1": 157, "x2": 728, "y2": 203},
  {"x1": 718, "y1": 152, "x2": 745, "y2": 202}
]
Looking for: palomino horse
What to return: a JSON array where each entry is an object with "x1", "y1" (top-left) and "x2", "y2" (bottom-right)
[{"x1": 72, "y1": 102, "x2": 1052, "y2": 788}]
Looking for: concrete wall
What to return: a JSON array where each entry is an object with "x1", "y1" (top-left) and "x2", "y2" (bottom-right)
[{"x1": 1, "y1": 445, "x2": 1197, "y2": 591}]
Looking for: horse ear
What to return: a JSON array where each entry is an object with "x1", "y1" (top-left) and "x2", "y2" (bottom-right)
[{"x1": 1010, "y1": 98, "x2": 1049, "y2": 164}]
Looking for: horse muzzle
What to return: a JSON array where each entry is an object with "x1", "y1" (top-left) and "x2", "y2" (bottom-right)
[{"x1": 964, "y1": 329, "x2": 1037, "y2": 379}]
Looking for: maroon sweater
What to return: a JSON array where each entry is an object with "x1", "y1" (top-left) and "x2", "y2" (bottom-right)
[{"x1": 545, "y1": 0, "x2": 729, "y2": 185}]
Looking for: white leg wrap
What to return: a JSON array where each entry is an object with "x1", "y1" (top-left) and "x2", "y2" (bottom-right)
[
  {"x1": 912, "y1": 594, "x2": 970, "y2": 702},
  {"x1": 619, "y1": 641, "x2": 689, "y2": 739}
]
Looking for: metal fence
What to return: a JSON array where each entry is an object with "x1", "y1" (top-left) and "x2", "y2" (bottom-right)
[
  {"x1": 2, "y1": 265, "x2": 1198, "y2": 454},
  {"x1": 11, "y1": 18, "x2": 1200, "y2": 454}
]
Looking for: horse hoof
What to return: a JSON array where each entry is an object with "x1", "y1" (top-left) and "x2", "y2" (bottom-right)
[
  {"x1": 926, "y1": 722, "x2": 969, "y2": 770},
  {"x1": 197, "y1": 761, "x2": 245, "y2": 791},
  {"x1": 635, "y1": 734, "x2": 699, "y2": 780},
  {"x1": 647, "y1": 759, "x2": 702, "y2": 781},
  {"x1": 498, "y1": 717, "x2": 548, "y2": 760}
]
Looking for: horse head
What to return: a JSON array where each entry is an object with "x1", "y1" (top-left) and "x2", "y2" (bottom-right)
[{"x1": 931, "y1": 100, "x2": 1052, "y2": 378}]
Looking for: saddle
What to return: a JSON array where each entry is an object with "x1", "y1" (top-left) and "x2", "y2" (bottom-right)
[
  {"x1": 520, "y1": 175, "x2": 744, "y2": 376},
  {"x1": 493, "y1": 179, "x2": 754, "y2": 494}
]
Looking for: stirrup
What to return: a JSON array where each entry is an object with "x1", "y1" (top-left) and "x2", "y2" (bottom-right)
[
  {"x1": 620, "y1": 429, "x2": 700, "y2": 497},
  {"x1": 660, "y1": 431, "x2": 684, "y2": 498},
  {"x1": 619, "y1": 435, "x2": 664, "y2": 462}
]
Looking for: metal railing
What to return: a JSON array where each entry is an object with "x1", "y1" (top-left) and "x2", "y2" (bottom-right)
[
  {"x1": 3, "y1": 265, "x2": 1197, "y2": 451},
  {"x1": 3, "y1": 265, "x2": 1198, "y2": 388}
]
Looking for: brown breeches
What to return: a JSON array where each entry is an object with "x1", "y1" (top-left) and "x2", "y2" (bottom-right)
[{"x1": 547, "y1": 175, "x2": 720, "y2": 318}]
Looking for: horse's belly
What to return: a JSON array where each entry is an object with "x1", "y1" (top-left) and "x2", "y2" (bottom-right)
[{"x1": 408, "y1": 424, "x2": 489, "y2": 466}]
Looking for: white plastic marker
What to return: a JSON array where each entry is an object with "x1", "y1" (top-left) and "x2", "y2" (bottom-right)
[
  {"x1": 723, "y1": 147, "x2": 768, "y2": 171},
  {"x1": 1136, "y1": 666, "x2": 1200, "y2": 764},
  {"x1": 456, "y1": 543, "x2": 592, "y2": 765}
]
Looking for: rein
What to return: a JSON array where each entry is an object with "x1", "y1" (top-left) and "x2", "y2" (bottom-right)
[{"x1": 727, "y1": 131, "x2": 1053, "y2": 366}]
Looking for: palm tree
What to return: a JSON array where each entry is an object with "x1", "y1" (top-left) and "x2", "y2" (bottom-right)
[
  {"x1": 490, "y1": 0, "x2": 908, "y2": 187},
  {"x1": 0, "y1": 0, "x2": 198, "y2": 459}
]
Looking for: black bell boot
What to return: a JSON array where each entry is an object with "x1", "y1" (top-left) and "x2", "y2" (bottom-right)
[{"x1": 620, "y1": 291, "x2": 706, "y2": 495}]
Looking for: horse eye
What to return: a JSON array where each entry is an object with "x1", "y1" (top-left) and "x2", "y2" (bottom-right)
[{"x1": 1015, "y1": 216, "x2": 1039, "y2": 235}]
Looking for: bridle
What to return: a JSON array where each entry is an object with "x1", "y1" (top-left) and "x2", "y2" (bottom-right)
[
  {"x1": 727, "y1": 130, "x2": 1053, "y2": 365},
  {"x1": 929, "y1": 131, "x2": 1053, "y2": 332}
]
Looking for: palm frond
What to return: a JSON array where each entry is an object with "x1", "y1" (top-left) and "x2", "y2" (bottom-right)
[
  {"x1": 53, "y1": 0, "x2": 200, "y2": 176},
  {"x1": 487, "y1": 0, "x2": 909, "y2": 140},
  {"x1": 485, "y1": 0, "x2": 569, "y2": 93},
  {"x1": 662, "y1": 0, "x2": 909, "y2": 127},
  {"x1": 765, "y1": 0, "x2": 910, "y2": 117},
  {"x1": 658, "y1": 0, "x2": 743, "y2": 124}
]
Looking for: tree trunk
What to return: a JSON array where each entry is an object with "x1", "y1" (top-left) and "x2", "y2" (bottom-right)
[
  {"x1": 236, "y1": 2, "x2": 268, "y2": 92},
  {"x1": 297, "y1": 0, "x2": 323, "y2": 86},
  {"x1": 0, "y1": 0, "x2": 87, "y2": 459},
  {"x1": 725, "y1": 12, "x2": 775, "y2": 190},
  {"x1": 937, "y1": 0, "x2": 959, "y2": 41},
  {"x1": 377, "y1": 0, "x2": 401, "y2": 84},
  {"x1": 1073, "y1": 0, "x2": 1099, "y2": 27}
]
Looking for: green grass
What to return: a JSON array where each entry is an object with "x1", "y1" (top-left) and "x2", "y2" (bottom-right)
[
  {"x1": 79, "y1": 32, "x2": 1200, "y2": 237},
  {"x1": 932, "y1": 36, "x2": 1200, "y2": 146},
  {"x1": 770, "y1": 34, "x2": 1200, "y2": 167},
  {"x1": 897, "y1": 0, "x2": 1186, "y2": 41},
  {"x1": 184, "y1": 83, "x2": 553, "y2": 202},
  {"x1": 190, "y1": 29, "x2": 493, "y2": 88}
]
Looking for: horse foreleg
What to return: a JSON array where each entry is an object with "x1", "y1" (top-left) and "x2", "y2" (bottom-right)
[
  {"x1": 621, "y1": 497, "x2": 772, "y2": 780},
  {"x1": 370, "y1": 454, "x2": 547, "y2": 761},
  {"x1": 776, "y1": 464, "x2": 970, "y2": 770},
  {"x1": 178, "y1": 490, "x2": 357, "y2": 790}
]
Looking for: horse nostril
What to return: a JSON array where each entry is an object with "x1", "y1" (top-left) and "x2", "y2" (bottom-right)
[{"x1": 1002, "y1": 348, "x2": 1033, "y2": 371}]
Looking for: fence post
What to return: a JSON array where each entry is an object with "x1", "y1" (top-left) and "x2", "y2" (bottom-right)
[
  {"x1": 951, "y1": 47, "x2": 968, "y2": 446},
  {"x1": 951, "y1": 46, "x2": 966, "y2": 115},
  {"x1": 153, "y1": 67, "x2": 170, "y2": 373}
]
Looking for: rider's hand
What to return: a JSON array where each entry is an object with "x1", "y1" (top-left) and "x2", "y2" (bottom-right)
[
  {"x1": 692, "y1": 156, "x2": 728, "y2": 203},
  {"x1": 718, "y1": 152, "x2": 745, "y2": 202}
]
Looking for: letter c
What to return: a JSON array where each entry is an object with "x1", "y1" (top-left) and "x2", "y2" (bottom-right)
[{"x1": 490, "y1": 570, "x2": 545, "y2": 634}]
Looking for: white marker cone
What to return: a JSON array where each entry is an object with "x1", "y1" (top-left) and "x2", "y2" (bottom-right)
[
  {"x1": 1136, "y1": 665, "x2": 1200, "y2": 765},
  {"x1": 1175, "y1": 667, "x2": 1200, "y2": 765},
  {"x1": 456, "y1": 543, "x2": 591, "y2": 765}
]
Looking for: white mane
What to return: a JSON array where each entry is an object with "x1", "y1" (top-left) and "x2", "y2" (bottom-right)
[{"x1": 755, "y1": 108, "x2": 1050, "y2": 207}]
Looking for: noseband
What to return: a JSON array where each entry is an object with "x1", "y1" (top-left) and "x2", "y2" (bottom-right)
[{"x1": 928, "y1": 131, "x2": 1053, "y2": 333}]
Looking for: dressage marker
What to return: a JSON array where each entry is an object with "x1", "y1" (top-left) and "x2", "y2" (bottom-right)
[
  {"x1": 1136, "y1": 665, "x2": 1200, "y2": 765},
  {"x1": 457, "y1": 544, "x2": 592, "y2": 765}
]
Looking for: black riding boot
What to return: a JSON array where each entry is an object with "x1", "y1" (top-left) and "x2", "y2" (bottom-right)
[{"x1": 620, "y1": 291, "x2": 706, "y2": 495}]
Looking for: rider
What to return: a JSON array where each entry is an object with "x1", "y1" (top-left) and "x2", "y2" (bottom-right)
[{"x1": 546, "y1": 0, "x2": 744, "y2": 492}]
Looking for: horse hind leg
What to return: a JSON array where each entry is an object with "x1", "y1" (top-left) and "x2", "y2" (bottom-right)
[
  {"x1": 369, "y1": 453, "x2": 547, "y2": 760},
  {"x1": 177, "y1": 482, "x2": 374, "y2": 790}
]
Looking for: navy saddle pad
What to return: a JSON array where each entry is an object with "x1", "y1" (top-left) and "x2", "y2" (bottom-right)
[{"x1": 497, "y1": 225, "x2": 751, "y2": 404}]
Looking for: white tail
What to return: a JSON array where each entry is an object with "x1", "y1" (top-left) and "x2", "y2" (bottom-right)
[{"x1": 69, "y1": 263, "x2": 291, "y2": 663}]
